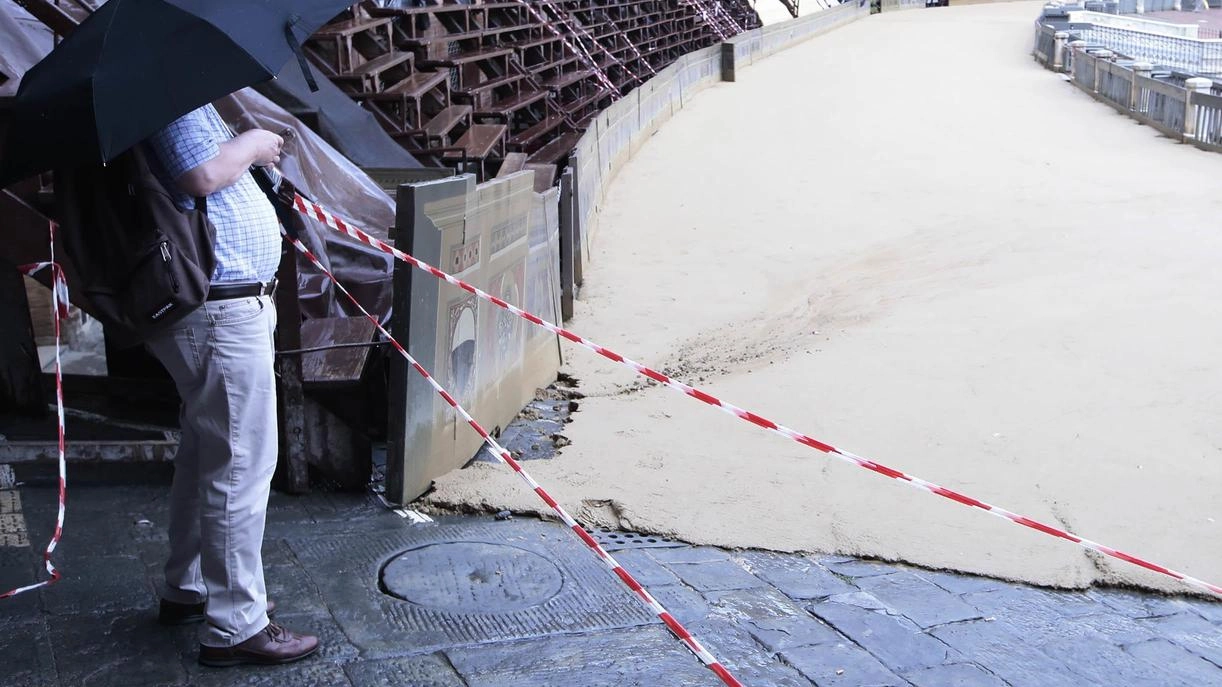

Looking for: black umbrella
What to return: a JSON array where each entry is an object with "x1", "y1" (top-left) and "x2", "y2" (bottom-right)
[{"x1": 0, "y1": 0, "x2": 353, "y2": 186}]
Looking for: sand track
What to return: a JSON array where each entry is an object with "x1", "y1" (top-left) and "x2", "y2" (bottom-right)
[{"x1": 428, "y1": 1, "x2": 1222, "y2": 593}]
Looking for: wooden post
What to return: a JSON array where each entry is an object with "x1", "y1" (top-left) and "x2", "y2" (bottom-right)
[{"x1": 274, "y1": 236, "x2": 310, "y2": 494}]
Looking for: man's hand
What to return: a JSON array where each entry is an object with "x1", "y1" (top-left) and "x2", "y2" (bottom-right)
[
  {"x1": 176, "y1": 128, "x2": 284, "y2": 197},
  {"x1": 241, "y1": 129, "x2": 284, "y2": 168}
]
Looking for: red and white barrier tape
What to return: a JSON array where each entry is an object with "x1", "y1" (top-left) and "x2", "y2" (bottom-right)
[
  {"x1": 2, "y1": 224, "x2": 69, "y2": 600},
  {"x1": 294, "y1": 193, "x2": 1222, "y2": 599},
  {"x1": 282, "y1": 229, "x2": 743, "y2": 686}
]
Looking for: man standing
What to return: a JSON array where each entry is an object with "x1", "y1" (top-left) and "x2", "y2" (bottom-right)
[{"x1": 143, "y1": 103, "x2": 319, "y2": 666}]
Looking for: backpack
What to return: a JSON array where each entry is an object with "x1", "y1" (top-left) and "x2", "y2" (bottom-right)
[{"x1": 56, "y1": 145, "x2": 216, "y2": 347}]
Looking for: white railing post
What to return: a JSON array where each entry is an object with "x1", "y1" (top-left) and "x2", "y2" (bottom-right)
[
  {"x1": 1053, "y1": 31, "x2": 1069, "y2": 71},
  {"x1": 1131, "y1": 61, "x2": 1152, "y2": 112},
  {"x1": 1184, "y1": 77, "x2": 1212, "y2": 140},
  {"x1": 1068, "y1": 39, "x2": 1087, "y2": 73},
  {"x1": 1068, "y1": 40, "x2": 1088, "y2": 87},
  {"x1": 1093, "y1": 50, "x2": 1114, "y2": 94}
]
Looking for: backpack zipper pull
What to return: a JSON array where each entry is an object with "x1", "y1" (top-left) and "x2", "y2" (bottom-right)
[{"x1": 160, "y1": 241, "x2": 180, "y2": 292}]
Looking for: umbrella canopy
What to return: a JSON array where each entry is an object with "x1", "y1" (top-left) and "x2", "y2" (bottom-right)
[{"x1": 0, "y1": 0, "x2": 353, "y2": 186}]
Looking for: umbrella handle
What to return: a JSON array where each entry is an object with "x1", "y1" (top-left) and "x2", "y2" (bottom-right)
[{"x1": 284, "y1": 15, "x2": 320, "y2": 93}]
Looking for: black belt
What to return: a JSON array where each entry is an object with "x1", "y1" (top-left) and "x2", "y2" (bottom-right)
[{"x1": 207, "y1": 279, "x2": 278, "y2": 301}]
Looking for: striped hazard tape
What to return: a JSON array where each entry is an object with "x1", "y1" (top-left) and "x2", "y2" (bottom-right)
[
  {"x1": 282, "y1": 229, "x2": 744, "y2": 686},
  {"x1": 293, "y1": 193, "x2": 1222, "y2": 600},
  {"x1": 2, "y1": 223, "x2": 68, "y2": 600}
]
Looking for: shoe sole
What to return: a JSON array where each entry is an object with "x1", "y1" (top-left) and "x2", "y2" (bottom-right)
[{"x1": 198, "y1": 644, "x2": 319, "y2": 668}]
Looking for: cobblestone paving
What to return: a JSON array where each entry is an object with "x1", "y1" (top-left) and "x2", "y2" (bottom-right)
[{"x1": 1, "y1": 463, "x2": 1219, "y2": 687}]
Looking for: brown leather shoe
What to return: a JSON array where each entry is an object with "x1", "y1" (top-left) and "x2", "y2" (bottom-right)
[
  {"x1": 197, "y1": 622, "x2": 319, "y2": 667},
  {"x1": 159, "y1": 598, "x2": 276, "y2": 626}
]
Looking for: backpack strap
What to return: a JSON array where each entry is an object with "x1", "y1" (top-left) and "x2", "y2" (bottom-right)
[
  {"x1": 194, "y1": 195, "x2": 207, "y2": 214},
  {"x1": 251, "y1": 165, "x2": 300, "y2": 239}
]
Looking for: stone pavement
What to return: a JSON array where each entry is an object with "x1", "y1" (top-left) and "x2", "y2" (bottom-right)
[{"x1": 2, "y1": 461, "x2": 1220, "y2": 687}]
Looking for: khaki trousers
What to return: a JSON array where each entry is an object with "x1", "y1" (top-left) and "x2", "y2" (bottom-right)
[{"x1": 145, "y1": 295, "x2": 277, "y2": 647}]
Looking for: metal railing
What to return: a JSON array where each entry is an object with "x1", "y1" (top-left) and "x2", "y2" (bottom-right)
[
  {"x1": 1076, "y1": 24, "x2": 1222, "y2": 74},
  {"x1": 1192, "y1": 90, "x2": 1222, "y2": 145},
  {"x1": 1074, "y1": 48, "x2": 1098, "y2": 89},
  {"x1": 1136, "y1": 74, "x2": 1189, "y2": 135},
  {"x1": 1097, "y1": 59, "x2": 1134, "y2": 110},
  {"x1": 1035, "y1": 22, "x2": 1057, "y2": 65},
  {"x1": 1035, "y1": 27, "x2": 1222, "y2": 153}
]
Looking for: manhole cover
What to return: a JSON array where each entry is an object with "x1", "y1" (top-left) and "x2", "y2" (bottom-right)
[{"x1": 381, "y1": 541, "x2": 564, "y2": 613}]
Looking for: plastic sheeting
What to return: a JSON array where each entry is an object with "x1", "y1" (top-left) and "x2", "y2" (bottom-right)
[
  {"x1": 0, "y1": 0, "x2": 402, "y2": 323},
  {"x1": 0, "y1": 3, "x2": 51, "y2": 98},
  {"x1": 252, "y1": 59, "x2": 421, "y2": 170},
  {"x1": 216, "y1": 91, "x2": 398, "y2": 322}
]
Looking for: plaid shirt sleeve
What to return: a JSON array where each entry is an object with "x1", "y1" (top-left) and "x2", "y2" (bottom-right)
[{"x1": 146, "y1": 108, "x2": 220, "y2": 181}]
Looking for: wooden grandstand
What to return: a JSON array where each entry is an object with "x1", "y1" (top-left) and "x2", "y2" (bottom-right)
[{"x1": 305, "y1": 0, "x2": 761, "y2": 183}]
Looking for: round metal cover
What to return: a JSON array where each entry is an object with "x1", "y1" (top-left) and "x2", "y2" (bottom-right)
[{"x1": 380, "y1": 541, "x2": 565, "y2": 613}]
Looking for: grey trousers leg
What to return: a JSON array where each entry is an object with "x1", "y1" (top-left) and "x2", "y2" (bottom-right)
[{"x1": 146, "y1": 295, "x2": 278, "y2": 647}]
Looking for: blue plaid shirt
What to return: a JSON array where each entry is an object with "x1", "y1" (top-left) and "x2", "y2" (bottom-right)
[{"x1": 146, "y1": 105, "x2": 281, "y2": 284}]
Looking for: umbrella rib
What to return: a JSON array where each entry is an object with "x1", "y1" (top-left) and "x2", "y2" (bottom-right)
[{"x1": 91, "y1": 0, "x2": 127, "y2": 164}]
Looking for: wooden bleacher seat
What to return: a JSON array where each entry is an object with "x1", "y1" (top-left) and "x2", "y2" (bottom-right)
[
  {"x1": 478, "y1": 88, "x2": 549, "y2": 118},
  {"x1": 422, "y1": 46, "x2": 514, "y2": 68},
  {"x1": 334, "y1": 51, "x2": 414, "y2": 93},
  {"x1": 360, "y1": 70, "x2": 449, "y2": 130},
  {"x1": 509, "y1": 115, "x2": 566, "y2": 152},
  {"x1": 528, "y1": 131, "x2": 581, "y2": 166},
  {"x1": 443, "y1": 124, "x2": 507, "y2": 161},
  {"x1": 544, "y1": 69, "x2": 594, "y2": 90},
  {"x1": 314, "y1": 16, "x2": 393, "y2": 39},
  {"x1": 312, "y1": 17, "x2": 395, "y2": 74},
  {"x1": 459, "y1": 71, "x2": 529, "y2": 97},
  {"x1": 423, "y1": 104, "x2": 473, "y2": 145},
  {"x1": 363, "y1": 70, "x2": 447, "y2": 102}
]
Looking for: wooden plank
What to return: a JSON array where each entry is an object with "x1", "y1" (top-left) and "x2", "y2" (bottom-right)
[
  {"x1": 314, "y1": 17, "x2": 393, "y2": 39},
  {"x1": 528, "y1": 131, "x2": 581, "y2": 165},
  {"x1": 510, "y1": 115, "x2": 566, "y2": 148},
  {"x1": 424, "y1": 105, "x2": 473, "y2": 138},
  {"x1": 299, "y1": 317, "x2": 378, "y2": 385},
  {"x1": 496, "y1": 152, "x2": 529, "y2": 178},
  {"x1": 274, "y1": 227, "x2": 309, "y2": 494},
  {"x1": 345, "y1": 51, "x2": 413, "y2": 78},
  {"x1": 446, "y1": 123, "x2": 507, "y2": 159},
  {"x1": 422, "y1": 46, "x2": 514, "y2": 67},
  {"x1": 478, "y1": 88, "x2": 549, "y2": 116},
  {"x1": 525, "y1": 163, "x2": 557, "y2": 192},
  {"x1": 363, "y1": 71, "x2": 448, "y2": 100}
]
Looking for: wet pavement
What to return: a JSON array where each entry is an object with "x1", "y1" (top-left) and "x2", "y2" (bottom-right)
[{"x1": 2, "y1": 456, "x2": 1220, "y2": 687}]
